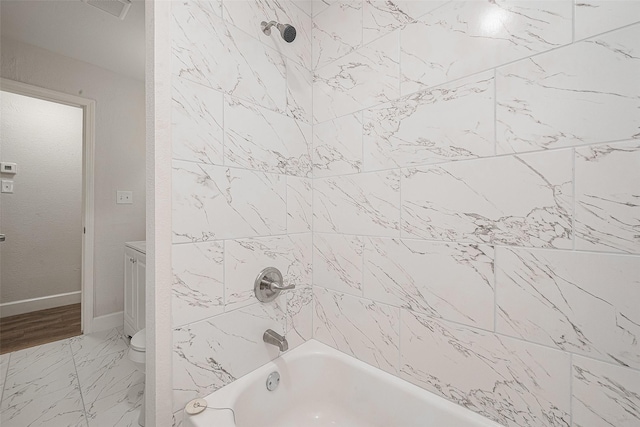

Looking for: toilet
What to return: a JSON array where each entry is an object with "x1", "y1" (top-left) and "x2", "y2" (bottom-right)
[{"x1": 128, "y1": 328, "x2": 146, "y2": 426}]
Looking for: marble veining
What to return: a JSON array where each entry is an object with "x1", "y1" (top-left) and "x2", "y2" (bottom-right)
[
  {"x1": 172, "y1": 161, "x2": 286, "y2": 243},
  {"x1": 172, "y1": 76, "x2": 224, "y2": 165},
  {"x1": 313, "y1": 233, "x2": 364, "y2": 296},
  {"x1": 363, "y1": 0, "x2": 447, "y2": 44},
  {"x1": 402, "y1": 150, "x2": 573, "y2": 248},
  {"x1": 172, "y1": 1, "x2": 287, "y2": 113},
  {"x1": 287, "y1": 176, "x2": 312, "y2": 233},
  {"x1": 497, "y1": 247, "x2": 640, "y2": 368},
  {"x1": 313, "y1": 112, "x2": 363, "y2": 177},
  {"x1": 575, "y1": 140, "x2": 640, "y2": 254},
  {"x1": 572, "y1": 356, "x2": 640, "y2": 427},
  {"x1": 400, "y1": 311, "x2": 571, "y2": 427},
  {"x1": 286, "y1": 285, "x2": 314, "y2": 349},
  {"x1": 313, "y1": 287, "x2": 400, "y2": 374},
  {"x1": 224, "y1": 234, "x2": 312, "y2": 310},
  {"x1": 76, "y1": 350, "x2": 144, "y2": 426},
  {"x1": 364, "y1": 238, "x2": 494, "y2": 329},
  {"x1": 224, "y1": 96, "x2": 312, "y2": 177},
  {"x1": 172, "y1": 303, "x2": 285, "y2": 412},
  {"x1": 575, "y1": 1, "x2": 640, "y2": 41},
  {"x1": 313, "y1": 32, "x2": 400, "y2": 123},
  {"x1": 314, "y1": 169, "x2": 401, "y2": 236},
  {"x1": 172, "y1": 241, "x2": 225, "y2": 327},
  {"x1": 223, "y1": 0, "x2": 313, "y2": 70},
  {"x1": 1, "y1": 329, "x2": 144, "y2": 427},
  {"x1": 363, "y1": 71, "x2": 495, "y2": 170},
  {"x1": 496, "y1": 25, "x2": 640, "y2": 154},
  {"x1": 400, "y1": 0, "x2": 573, "y2": 94},
  {"x1": 286, "y1": 59, "x2": 313, "y2": 124},
  {"x1": 312, "y1": 0, "x2": 363, "y2": 69}
]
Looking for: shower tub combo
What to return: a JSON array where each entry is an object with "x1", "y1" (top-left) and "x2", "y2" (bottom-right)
[{"x1": 183, "y1": 340, "x2": 503, "y2": 427}]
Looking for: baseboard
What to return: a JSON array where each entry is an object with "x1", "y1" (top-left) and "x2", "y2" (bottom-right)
[
  {"x1": 0, "y1": 291, "x2": 81, "y2": 318},
  {"x1": 91, "y1": 311, "x2": 124, "y2": 333}
]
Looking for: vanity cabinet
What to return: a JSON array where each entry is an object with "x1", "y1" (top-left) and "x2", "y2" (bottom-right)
[{"x1": 124, "y1": 242, "x2": 146, "y2": 338}]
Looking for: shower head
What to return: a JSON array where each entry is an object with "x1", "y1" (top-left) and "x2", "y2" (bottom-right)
[{"x1": 261, "y1": 21, "x2": 297, "y2": 43}]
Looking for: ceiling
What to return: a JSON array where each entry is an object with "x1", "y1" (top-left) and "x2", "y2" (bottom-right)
[{"x1": 1, "y1": 0, "x2": 145, "y2": 80}]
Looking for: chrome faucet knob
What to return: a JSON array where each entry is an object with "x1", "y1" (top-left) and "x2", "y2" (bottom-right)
[{"x1": 254, "y1": 267, "x2": 294, "y2": 302}]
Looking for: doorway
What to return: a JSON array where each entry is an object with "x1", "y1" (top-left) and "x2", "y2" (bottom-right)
[{"x1": 0, "y1": 79, "x2": 96, "y2": 353}]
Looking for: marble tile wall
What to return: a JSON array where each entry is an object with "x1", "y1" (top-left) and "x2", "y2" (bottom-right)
[
  {"x1": 170, "y1": 0, "x2": 313, "y2": 422},
  {"x1": 311, "y1": 1, "x2": 640, "y2": 427}
]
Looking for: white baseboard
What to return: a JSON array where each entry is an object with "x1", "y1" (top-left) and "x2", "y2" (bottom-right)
[
  {"x1": 0, "y1": 291, "x2": 81, "y2": 318},
  {"x1": 91, "y1": 311, "x2": 124, "y2": 333}
]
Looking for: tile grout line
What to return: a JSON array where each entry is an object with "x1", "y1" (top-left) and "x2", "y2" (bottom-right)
[
  {"x1": 69, "y1": 341, "x2": 89, "y2": 426},
  {"x1": 569, "y1": 352, "x2": 574, "y2": 427},
  {"x1": 0, "y1": 352, "x2": 11, "y2": 406},
  {"x1": 313, "y1": 21, "x2": 640, "y2": 127}
]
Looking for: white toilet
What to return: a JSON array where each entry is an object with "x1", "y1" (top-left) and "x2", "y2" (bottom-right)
[{"x1": 128, "y1": 328, "x2": 146, "y2": 426}]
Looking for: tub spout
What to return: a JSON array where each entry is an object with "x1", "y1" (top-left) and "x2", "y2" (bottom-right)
[{"x1": 263, "y1": 329, "x2": 288, "y2": 352}]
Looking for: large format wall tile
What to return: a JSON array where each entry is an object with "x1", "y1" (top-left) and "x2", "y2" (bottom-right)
[
  {"x1": 402, "y1": 150, "x2": 573, "y2": 248},
  {"x1": 363, "y1": 0, "x2": 446, "y2": 44},
  {"x1": 286, "y1": 285, "x2": 313, "y2": 349},
  {"x1": 224, "y1": 234, "x2": 312, "y2": 310},
  {"x1": 286, "y1": 59, "x2": 313, "y2": 124},
  {"x1": 573, "y1": 356, "x2": 640, "y2": 427},
  {"x1": 400, "y1": 0, "x2": 572, "y2": 94},
  {"x1": 314, "y1": 32, "x2": 400, "y2": 123},
  {"x1": 400, "y1": 311, "x2": 571, "y2": 427},
  {"x1": 496, "y1": 25, "x2": 640, "y2": 154},
  {"x1": 575, "y1": 1, "x2": 640, "y2": 40},
  {"x1": 223, "y1": 0, "x2": 312, "y2": 70},
  {"x1": 313, "y1": 287, "x2": 400, "y2": 374},
  {"x1": 172, "y1": 242, "x2": 225, "y2": 327},
  {"x1": 313, "y1": 112, "x2": 363, "y2": 177},
  {"x1": 313, "y1": 233, "x2": 364, "y2": 296},
  {"x1": 172, "y1": 161, "x2": 286, "y2": 243},
  {"x1": 224, "y1": 96, "x2": 312, "y2": 177},
  {"x1": 364, "y1": 238, "x2": 494, "y2": 329},
  {"x1": 575, "y1": 141, "x2": 640, "y2": 254},
  {"x1": 172, "y1": 76, "x2": 224, "y2": 165},
  {"x1": 287, "y1": 176, "x2": 312, "y2": 233},
  {"x1": 314, "y1": 170, "x2": 401, "y2": 236},
  {"x1": 363, "y1": 71, "x2": 495, "y2": 170},
  {"x1": 172, "y1": 1, "x2": 287, "y2": 113},
  {"x1": 312, "y1": 0, "x2": 362, "y2": 69},
  {"x1": 172, "y1": 303, "x2": 285, "y2": 412},
  {"x1": 496, "y1": 247, "x2": 640, "y2": 368}
]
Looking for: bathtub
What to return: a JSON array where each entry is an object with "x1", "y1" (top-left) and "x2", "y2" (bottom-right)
[{"x1": 183, "y1": 340, "x2": 503, "y2": 427}]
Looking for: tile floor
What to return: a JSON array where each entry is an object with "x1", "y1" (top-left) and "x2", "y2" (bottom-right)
[{"x1": 0, "y1": 327, "x2": 144, "y2": 427}]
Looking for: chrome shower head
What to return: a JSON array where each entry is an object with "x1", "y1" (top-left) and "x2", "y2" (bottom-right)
[{"x1": 261, "y1": 21, "x2": 297, "y2": 43}]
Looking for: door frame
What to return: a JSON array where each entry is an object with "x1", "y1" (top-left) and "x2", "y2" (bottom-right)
[{"x1": 1, "y1": 77, "x2": 96, "y2": 334}]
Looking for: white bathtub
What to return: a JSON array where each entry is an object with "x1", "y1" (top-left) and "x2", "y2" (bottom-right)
[{"x1": 184, "y1": 340, "x2": 503, "y2": 427}]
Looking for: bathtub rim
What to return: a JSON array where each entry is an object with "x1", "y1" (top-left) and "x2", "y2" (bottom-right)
[{"x1": 182, "y1": 339, "x2": 505, "y2": 427}]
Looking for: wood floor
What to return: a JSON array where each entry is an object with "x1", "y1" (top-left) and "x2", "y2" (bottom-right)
[{"x1": 0, "y1": 303, "x2": 81, "y2": 354}]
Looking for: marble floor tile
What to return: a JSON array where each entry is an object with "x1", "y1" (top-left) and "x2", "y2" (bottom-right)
[
  {"x1": 70, "y1": 327, "x2": 129, "y2": 365},
  {"x1": 575, "y1": 1, "x2": 640, "y2": 41},
  {"x1": 2, "y1": 340, "x2": 77, "y2": 407},
  {"x1": 0, "y1": 385, "x2": 87, "y2": 427},
  {"x1": 0, "y1": 330, "x2": 143, "y2": 427},
  {"x1": 76, "y1": 350, "x2": 144, "y2": 427}
]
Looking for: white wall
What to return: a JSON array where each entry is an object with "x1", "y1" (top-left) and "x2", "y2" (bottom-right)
[
  {"x1": 310, "y1": 1, "x2": 640, "y2": 427},
  {"x1": 170, "y1": 0, "x2": 313, "y2": 422},
  {"x1": 1, "y1": 38, "x2": 146, "y2": 318},
  {"x1": 0, "y1": 91, "x2": 83, "y2": 305}
]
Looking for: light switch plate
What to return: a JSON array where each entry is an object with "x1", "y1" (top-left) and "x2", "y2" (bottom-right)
[
  {"x1": 0, "y1": 162, "x2": 17, "y2": 174},
  {"x1": 1, "y1": 180, "x2": 14, "y2": 193},
  {"x1": 117, "y1": 190, "x2": 133, "y2": 204}
]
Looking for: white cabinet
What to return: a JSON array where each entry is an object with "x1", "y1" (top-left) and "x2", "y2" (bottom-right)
[{"x1": 124, "y1": 242, "x2": 146, "y2": 338}]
